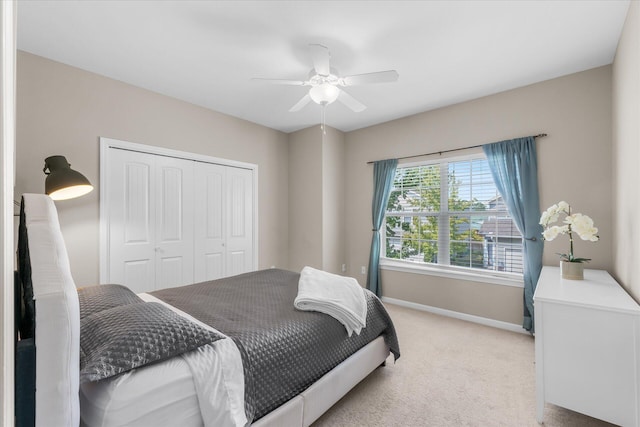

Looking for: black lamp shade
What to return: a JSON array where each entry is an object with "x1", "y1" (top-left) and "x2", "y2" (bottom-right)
[{"x1": 43, "y1": 155, "x2": 93, "y2": 201}]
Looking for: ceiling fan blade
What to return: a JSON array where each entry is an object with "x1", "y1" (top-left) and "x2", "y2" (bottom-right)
[
  {"x1": 309, "y1": 43, "x2": 331, "y2": 76},
  {"x1": 289, "y1": 94, "x2": 312, "y2": 112},
  {"x1": 251, "y1": 78, "x2": 307, "y2": 86},
  {"x1": 341, "y1": 70, "x2": 399, "y2": 86},
  {"x1": 337, "y1": 90, "x2": 366, "y2": 112}
]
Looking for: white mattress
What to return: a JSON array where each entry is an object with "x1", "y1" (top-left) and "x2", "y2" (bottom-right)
[{"x1": 79, "y1": 354, "x2": 203, "y2": 427}]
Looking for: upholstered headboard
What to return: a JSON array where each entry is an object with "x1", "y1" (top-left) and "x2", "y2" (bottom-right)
[{"x1": 16, "y1": 194, "x2": 80, "y2": 427}]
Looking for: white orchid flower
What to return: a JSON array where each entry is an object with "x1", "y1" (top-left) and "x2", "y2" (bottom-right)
[{"x1": 539, "y1": 202, "x2": 599, "y2": 262}]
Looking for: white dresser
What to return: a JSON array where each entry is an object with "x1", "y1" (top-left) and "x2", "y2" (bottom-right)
[{"x1": 534, "y1": 267, "x2": 640, "y2": 426}]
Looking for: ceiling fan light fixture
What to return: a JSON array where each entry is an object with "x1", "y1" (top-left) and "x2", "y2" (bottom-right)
[
  {"x1": 309, "y1": 83, "x2": 339, "y2": 105},
  {"x1": 254, "y1": 44, "x2": 398, "y2": 116}
]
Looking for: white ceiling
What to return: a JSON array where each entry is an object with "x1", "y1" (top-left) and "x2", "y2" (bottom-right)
[{"x1": 17, "y1": 1, "x2": 630, "y2": 133}]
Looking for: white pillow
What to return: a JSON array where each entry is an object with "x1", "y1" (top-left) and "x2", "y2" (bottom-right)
[{"x1": 23, "y1": 194, "x2": 80, "y2": 427}]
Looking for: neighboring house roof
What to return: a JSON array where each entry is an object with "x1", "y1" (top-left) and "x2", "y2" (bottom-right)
[
  {"x1": 479, "y1": 217, "x2": 522, "y2": 239},
  {"x1": 487, "y1": 195, "x2": 507, "y2": 210}
]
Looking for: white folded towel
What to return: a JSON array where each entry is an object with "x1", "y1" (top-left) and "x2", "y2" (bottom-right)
[{"x1": 294, "y1": 266, "x2": 367, "y2": 336}]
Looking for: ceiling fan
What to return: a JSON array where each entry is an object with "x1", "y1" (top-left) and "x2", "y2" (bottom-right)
[{"x1": 252, "y1": 44, "x2": 399, "y2": 114}]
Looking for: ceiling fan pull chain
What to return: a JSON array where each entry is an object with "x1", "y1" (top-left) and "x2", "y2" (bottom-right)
[{"x1": 321, "y1": 104, "x2": 327, "y2": 135}]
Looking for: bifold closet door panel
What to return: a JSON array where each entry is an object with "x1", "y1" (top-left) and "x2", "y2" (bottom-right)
[
  {"x1": 194, "y1": 162, "x2": 226, "y2": 283},
  {"x1": 226, "y1": 167, "x2": 254, "y2": 277},
  {"x1": 108, "y1": 149, "x2": 156, "y2": 294},
  {"x1": 155, "y1": 156, "x2": 195, "y2": 290}
]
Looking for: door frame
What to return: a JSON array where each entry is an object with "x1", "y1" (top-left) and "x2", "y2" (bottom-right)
[
  {"x1": 99, "y1": 137, "x2": 259, "y2": 284},
  {"x1": 1, "y1": 1, "x2": 16, "y2": 423}
]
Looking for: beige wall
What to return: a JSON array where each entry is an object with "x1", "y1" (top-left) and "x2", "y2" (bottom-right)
[
  {"x1": 322, "y1": 126, "x2": 346, "y2": 275},
  {"x1": 288, "y1": 126, "x2": 323, "y2": 271},
  {"x1": 613, "y1": 0, "x2": 640, "y2": 302},
  {"x1": 16, "y1": 51, "x2": 290, "y2": 287},
  {"x1": 16, "y1": 49, "x2": 620, "y2": 325},
  {"x1": 345, "y1": 66, "x2": 613, "y2": 324},
  {"x1": 288, "y1": 125, "x2": 346, "y2": 275}
]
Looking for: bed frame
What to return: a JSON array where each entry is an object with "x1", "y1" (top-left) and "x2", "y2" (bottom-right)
[
  {"x1": 15, "y1": 193, "x2": 391, "y2": 426},
  {"x1": 255, "y1": 336, "x2": 388, "y2": 426}
]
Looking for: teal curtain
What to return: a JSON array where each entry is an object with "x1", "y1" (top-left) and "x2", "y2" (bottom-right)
[
  {"x1": 366, "y1": 159, "x2": 398, "y2": 297},
  {"x1": 483, "y1": 137, "x2": 543, "y2": 332}
]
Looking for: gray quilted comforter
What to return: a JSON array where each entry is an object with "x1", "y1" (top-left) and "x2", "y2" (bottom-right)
[{"x1": 151, "y1": 268, "x2": 400, "y2": 423}]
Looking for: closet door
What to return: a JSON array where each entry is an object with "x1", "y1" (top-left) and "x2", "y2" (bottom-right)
[
  {"x1": 226, "y1": 167, "x2": 254, "y2": 276},
  {"x1": 155, "y1": 156, "x2": 194, "y2": 289},
  {"x1": 108, "y1": 150, "x2": 194, "y2": 292},
  {"x1": 108, "y1": 149, "x2": 156, "y2": 294},
  {"x1": 194, "y1": 162, "x2": 226, "y2": 282},
  {"x1": 102, "y1": 138, "x2": 256, "y2": 290},
  {"x1": 194, "y1": 163, "x2": 254, "y2": 282}
]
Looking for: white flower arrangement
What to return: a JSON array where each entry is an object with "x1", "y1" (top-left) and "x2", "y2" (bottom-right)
[{"x1": 539, "y1": 201, "x2": 599, "y2": 263}]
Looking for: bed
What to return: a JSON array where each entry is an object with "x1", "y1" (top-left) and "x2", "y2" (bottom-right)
[{"x1": 15, "y1": 193, "x2": 400, "y2": 427}]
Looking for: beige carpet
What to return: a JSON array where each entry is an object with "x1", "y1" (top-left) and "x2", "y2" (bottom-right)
[{"x1": 312, "y1": 303, "x2": 616, "y2": 427}]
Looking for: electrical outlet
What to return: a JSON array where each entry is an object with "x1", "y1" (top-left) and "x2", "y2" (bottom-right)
[
  {"x1": 341, "y1": 264, "x2": 346, "y2": 273},
  {"x1": 361, "y1": 266, "x2": 366, "y2": 275}
]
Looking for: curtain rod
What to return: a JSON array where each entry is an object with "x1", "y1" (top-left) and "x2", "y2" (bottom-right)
[{"x1": 366, "y1": 133, "x2": 547, "y2": 164}]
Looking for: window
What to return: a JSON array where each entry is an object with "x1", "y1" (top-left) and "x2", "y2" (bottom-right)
[{"x1": 383, "y1": 155, "x2": 523, "y2": 276}]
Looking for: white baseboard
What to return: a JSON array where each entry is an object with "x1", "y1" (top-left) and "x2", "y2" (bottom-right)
[{"x1": 381, "y1": 296, "x2": 530, "y2": 335}]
